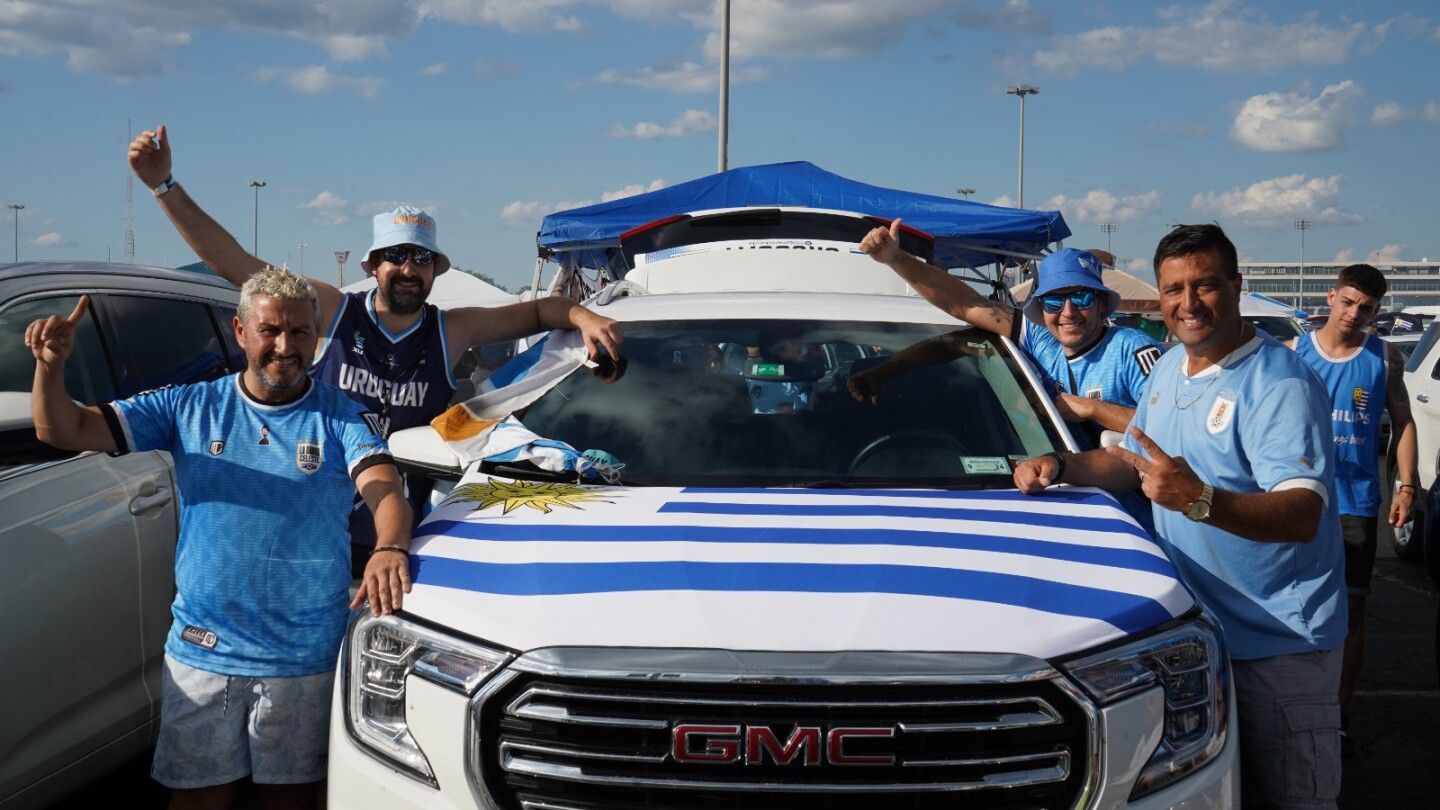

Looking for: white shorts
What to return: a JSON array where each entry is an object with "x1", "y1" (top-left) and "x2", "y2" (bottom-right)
[{"x1": 151, "y1": 655, "x2": 334, "y2": 788}]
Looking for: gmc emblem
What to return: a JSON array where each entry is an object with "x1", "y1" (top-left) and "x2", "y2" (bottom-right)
[{"x1": 671, "y1": 723, "x2": 896, "y2": 766}]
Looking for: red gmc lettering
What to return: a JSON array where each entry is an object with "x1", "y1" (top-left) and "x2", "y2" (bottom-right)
[
  {"x1": 746, "y1": 726, "x2": 822, "y2": 765},
  {"x1": 673, "y1": 724, "x2": 741, "y2": 763},
  {"x1": 827, "y1": 727, "x2": 896, "y2": 765}
]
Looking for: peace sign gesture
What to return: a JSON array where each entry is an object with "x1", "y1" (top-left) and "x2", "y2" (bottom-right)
[
  {"x1": 25, "y1": 295, "x2": 90, "y2": 366},
  {"x1": 1104, "y1": 425, "x2": 1206, "y2": 514}
]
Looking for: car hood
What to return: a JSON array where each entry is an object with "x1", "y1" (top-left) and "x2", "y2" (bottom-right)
[{"x1": 402, "y1": 476, "x2": 1193, "y2": 661}]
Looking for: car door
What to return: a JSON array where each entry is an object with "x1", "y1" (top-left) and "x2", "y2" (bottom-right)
[
  {"x1": 0, "y1": 287, "x2": 240, "y2": 808},
  {"x1": 1402, "y1": 322, "x2": 1440, "y2": 491}
]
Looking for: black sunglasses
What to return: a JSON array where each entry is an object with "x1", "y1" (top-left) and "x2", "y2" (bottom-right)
[
  {"x1": 1038, "y1": 289, "x2": 1097, "y2": 314},
  {"x1": 381, "y1": 246, "x2": 436, "y2": 267}
]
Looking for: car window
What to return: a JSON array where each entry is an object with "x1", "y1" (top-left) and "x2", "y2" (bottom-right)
[
  {"x1": 0, "y1": 294, "x2": 115, "y2": 404},
  {"x1": 214, "y1": 305, "x2": 243, "y2": 369},
  {"x1": 509, "y1": 319, "x2": 1064, "y2": 488},
  {"x1": 1409, "y1": 321, "x2": 1440, "y2": 377},
  {"x1": 102, "y1": 295, "x2": 234, "y2": 397}
]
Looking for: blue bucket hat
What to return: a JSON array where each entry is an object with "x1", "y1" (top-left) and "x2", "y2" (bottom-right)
[
  {"x1": 1022, "y1": 248, "x2": 1121, "y2": 325},
  {"x1": 361, "y1": 206, "x2": 451, "y2": 276}
]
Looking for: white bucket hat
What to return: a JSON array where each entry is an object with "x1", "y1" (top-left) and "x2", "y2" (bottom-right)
[{"x1": 360, "y1": 206, "x2": 451, "y2": 276}]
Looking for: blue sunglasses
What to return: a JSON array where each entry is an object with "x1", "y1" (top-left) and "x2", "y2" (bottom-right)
[{"x1": 1038, "y1": 289, "x2": 1098, "y2": 314}]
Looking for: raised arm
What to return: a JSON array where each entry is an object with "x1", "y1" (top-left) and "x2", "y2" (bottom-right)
[
  {"x1": 859, "y1": 218, "x2": 1016, "y2": 336},
  {"x1": 26, "y1": 296, "x2": 118, "y2": 453},
  {"x1": 128, "y1": 125, "x2": 342, "y2": 319}
]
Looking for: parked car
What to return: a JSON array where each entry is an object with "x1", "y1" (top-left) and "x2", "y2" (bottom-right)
[
  {"x1": 328, "y1": 207, "x2": 1238, "y2": 809},
  {"x1": 1397, "y1": 321, "x2": 1440, "y2": 561},
  {"x1": 0, "y1": 261, "x2": 243, "y2": 809},
  {"x1": 1371, "y1": 311, "x2": 1433, "y2": 337},
  {"x1": 1379, "y1": 332, "x2": 1423, "y2": 453}
]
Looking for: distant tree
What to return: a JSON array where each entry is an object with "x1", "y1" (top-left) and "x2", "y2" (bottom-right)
[{"x1": 453, "y1": 266, "x2": 511, "y2": 293}]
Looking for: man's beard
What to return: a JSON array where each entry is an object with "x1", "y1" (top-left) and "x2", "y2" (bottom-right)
[
  {"x1": 380, "y1": 277, "x2": 428, "y2": 315},
  {"x1": 251, "y1": 354, "x2": 308, "y2": 394}
]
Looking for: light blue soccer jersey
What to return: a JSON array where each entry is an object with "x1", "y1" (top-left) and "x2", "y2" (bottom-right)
[
  {"x1": 1295, "y1": 332, "x2": 1388, "y2": 517},
  {"x1": 109, "y1": 375, "x2": 392, "y2": 677},
  {"x1": 1122, "y1": 336, "x2": 1347, "y2": 660},
  {"x1": 1021, "y1": 320, "x2": 1161, "y2": 531},
  {"x1": 1020, "y1": 319, "x2": 1162, "y2": 409}
]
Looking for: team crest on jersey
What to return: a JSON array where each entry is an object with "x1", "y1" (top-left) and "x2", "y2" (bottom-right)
[
  {"x1": 1353, "y1": 387, "x2": 1370, "y2": 410},
  {"x1": 1206, "y1": 394, "x2": 1236, "y2": 435},
  {"x1": 1134, "y1": 345, "x2": 1162, "y2": 377},
  {"x1": 296, "y1": 440, "x2": 322, "y2": 474},
  {"x1": 209, "y1": 440, "x2": 225, "y2": 456}
]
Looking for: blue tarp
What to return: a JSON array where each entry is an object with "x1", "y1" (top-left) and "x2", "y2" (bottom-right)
[{"x1": 537, "y1": 161, "x2": 1070, "y2": 271}]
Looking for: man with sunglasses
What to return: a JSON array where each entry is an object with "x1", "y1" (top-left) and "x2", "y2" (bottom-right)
[
  {"x1": 128, "y1": 125, "x2": 623, "y2": 566},
  {"x1": 859, "y1": 219, "x2": 1161, "y2": 441}
]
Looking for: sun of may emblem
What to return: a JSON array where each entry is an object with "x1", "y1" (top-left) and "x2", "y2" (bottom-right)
[{"x1": 443, "y1": 477, "x2": 614, "y2": 514}]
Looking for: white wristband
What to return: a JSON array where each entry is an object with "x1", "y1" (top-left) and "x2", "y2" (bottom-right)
[{"x1": 152, "y1": 175, "x2": 177, "y2": 197}]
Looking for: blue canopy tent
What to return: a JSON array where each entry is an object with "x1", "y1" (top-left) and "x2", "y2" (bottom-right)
[{"x1": 536, "y1": 161, "x2": 1071, "y2": 278}]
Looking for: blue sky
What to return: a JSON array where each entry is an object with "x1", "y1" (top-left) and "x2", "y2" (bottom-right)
[{"x1": 1, "y1": 0, "x2": 1437, "y2": 290}]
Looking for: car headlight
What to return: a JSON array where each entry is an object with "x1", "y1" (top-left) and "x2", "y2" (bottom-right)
[
  {"x1": 342, "y1": 612, "x2": 512, "y2": 784},
  {"x1": 1062, "y1": 616, "x2": 1230, "y2": 800}
]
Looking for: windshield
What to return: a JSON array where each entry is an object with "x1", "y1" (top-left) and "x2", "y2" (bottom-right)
[
  {"x1": 509, "y1": 319, "x2": 1065, "y2": 488},
  {"x1": 1244, "y1": 315, "x2": 1304, "y2": 340}
]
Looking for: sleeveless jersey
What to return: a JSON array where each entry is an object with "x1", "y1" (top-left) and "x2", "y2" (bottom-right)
[
  {"x1": 1295, "y1": 332, "x2": 1388, "y2": 516},
  {"x1": 311, "y1": 290, "x2": 458, "y2": 438}
]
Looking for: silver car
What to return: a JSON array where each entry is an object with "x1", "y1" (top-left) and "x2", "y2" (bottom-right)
[{"x1": 0, "y1": 262, "x2": 244, "y2": 809}]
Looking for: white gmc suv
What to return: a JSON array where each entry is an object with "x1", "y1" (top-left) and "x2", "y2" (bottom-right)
[{"x1": 326, "y1": 209, "x2": 1238, "y2": 809}]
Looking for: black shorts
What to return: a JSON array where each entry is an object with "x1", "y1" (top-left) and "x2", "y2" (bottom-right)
[{"x1": 1341, "y1": 514, "x2": 1378, "y2": 597}]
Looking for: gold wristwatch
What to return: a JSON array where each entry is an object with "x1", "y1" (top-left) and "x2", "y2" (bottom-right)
[{"x1": 1184, "y1": 483, "x2": 1214, "y2": 522}]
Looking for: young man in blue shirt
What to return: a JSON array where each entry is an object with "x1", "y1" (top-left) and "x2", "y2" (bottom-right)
[
  {"x1": 28, "y1": 267, "x2": 412, "y2": 810},
  {"x1": 1291, "y1": 263, "x2": 1417, "y2": 757},
  {"x1": 1014, "y1": 224, "x2": 1347, "y2": 807}
]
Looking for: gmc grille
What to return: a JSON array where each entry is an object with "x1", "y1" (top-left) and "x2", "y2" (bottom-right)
[{"x1": 476, "y1": 672, "x2": 1090, "y2": 809}]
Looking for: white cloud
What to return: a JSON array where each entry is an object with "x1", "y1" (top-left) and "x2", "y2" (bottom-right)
[
  {"x1": 421, "y1": 0, "x2": 583, "y2": 34},
  {"x1": 29, "y1": 232, "x2": 70, "y2": 248},
  {"x1": 300, "y1": 191, "x2": 353, "y2": 227},
  {"x1": 1369, "y1": 244, "x2": 1407, "y2": 263},
  {"x1": 1191, "y1": 174, "x2": 1361, "y2": 227},
  {"x1": 593, "y1": 60, "x2": 768, "y2": 94},
  {"x1": 1230, "y1": 80, "x2": 1365, "y2": 153},
  {"x1": 252, "y1": 66, "x2": 385, "y2": 98},
  {"x1": 1425, "y1": 102, "x2": 1440, "y2": 124},
  {"x1": 1040, "y1": 188, "x2": 1162, "y2": 224},
  {"x1": 1371, "y1": 102, "x2": 1413, "y2": 126},
  {"x1": 1034, "y1": 1, "x2": 1385, "y2": 77},
  {"x1": 606, "y1": 109, "x2": 716, "y2": 139},
  {"x1": 988, "y1": 194, "x2": 1016, "y2": 208},
  {"x1": 500, "y1": 178, "x2": 667, "y2": 227},
  {"x1": 418, "y1": 62, "x2": 449, "y2": 76},
  {"x1": 602, "y1": 179, "x2": 667, "y2": 202}
]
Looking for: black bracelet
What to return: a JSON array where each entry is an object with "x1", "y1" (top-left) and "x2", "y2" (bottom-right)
[
  {"x1": 1046, "y1": 451, "x2": 1067, "y2": 483},
  {"x1": 1399, "y1": 483, "x2": 1419, "y2": 492},
  {"x1": 369, "y1": 546, "x2": 409, "y2": 558}
]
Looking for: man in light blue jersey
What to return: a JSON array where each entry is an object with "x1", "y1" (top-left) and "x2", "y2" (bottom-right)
[
  {"x1": 1014, "y1": 224, "x2": 1347, "y2": 807},
  {"x1": 1291, "y1": 263, "x2": 1417, "y2": 758},
  {"x1": 857, "y1": 219, "x2": 1161, "y2": 440},
  {"x1": 27, "y1": 267, "x2": 412, "y2": 810}
]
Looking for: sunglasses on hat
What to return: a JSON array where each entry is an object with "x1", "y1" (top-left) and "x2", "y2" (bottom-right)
[
  {"x1": 1038, "y1": 289, "x2": 1097, "y2": 314},
  {"x1": 381, "y1": 246, "x2": 436, "y2": 267}
]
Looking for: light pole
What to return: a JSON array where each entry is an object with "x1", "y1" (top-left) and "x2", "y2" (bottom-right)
[
  {"x1": 334, "y1": 250, "x2": 349, "y2": 288},
  {"x1": 1100, "y1": 223, "x2": 1117, "y2": 256},
  {"x1": 6, "y1": 204, "x2": 22, "y2": 262},
  {"x1": 248, "y1": 180, "x2": 267, "y2": 255},
  {"x1": 956, "y1": 187, "x2": 975, "y2": 200},
  {"x1": 298, "y1": 242, "x2": 307, "y2": 276},
  {"x1": 717, "y1": 0, "x2": 730, "y2": 172},
  {"x1": 1005, "y1": 84, "x2": 1039, "y2": 207},
  {"x1": 1293, "y1": 219, "x2": 1312, "y2": 311}
]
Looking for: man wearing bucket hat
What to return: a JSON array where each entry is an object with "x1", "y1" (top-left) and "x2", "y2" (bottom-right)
[
  {"x1": 858, "y1": 218, "x2": 1161, "y2": 439},
  {"x1": 129, "y1": 125, "x2": 623, "y2": 564}
]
